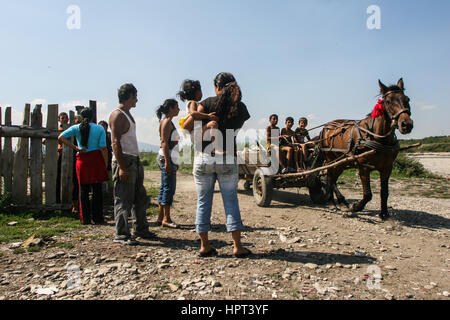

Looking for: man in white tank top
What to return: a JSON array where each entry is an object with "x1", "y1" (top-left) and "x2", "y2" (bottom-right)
[{"x1": 109, "y1": 83, "x2": 155, "y2": 244}]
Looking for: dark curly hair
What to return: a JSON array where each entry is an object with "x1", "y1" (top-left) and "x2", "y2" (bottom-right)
[
  {"x1": 213, "y1": 72, "x2": 242, "y2": 126},
  {"x1": 177, "y1": 80, "x2": 201, "y2": 102}
]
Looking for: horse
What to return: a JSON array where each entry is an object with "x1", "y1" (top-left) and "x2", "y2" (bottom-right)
[{"x1": 318, "y1": 78, "x2": 414, "y2": 220}]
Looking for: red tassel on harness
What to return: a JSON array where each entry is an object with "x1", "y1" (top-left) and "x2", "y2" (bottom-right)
[{"x1": 371, "y1": 99, "x2": 385, "y2": 118}]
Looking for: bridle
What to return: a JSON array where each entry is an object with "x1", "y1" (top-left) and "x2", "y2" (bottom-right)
[{"x1": 381, "y1": 90, "x2": 411, "y2": 130}]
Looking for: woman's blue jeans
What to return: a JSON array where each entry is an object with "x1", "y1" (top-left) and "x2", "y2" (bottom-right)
[
  {"x1": 193, "y1": 154, "x2": 244, "y2": 233},
  {"x1": 157, "y1": 155, "x2": 177, "y2": 206}
]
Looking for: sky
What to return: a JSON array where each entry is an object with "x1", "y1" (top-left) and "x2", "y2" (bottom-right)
[{"x1": 0, "y1": 0, "x2": 449, "y2": 146}]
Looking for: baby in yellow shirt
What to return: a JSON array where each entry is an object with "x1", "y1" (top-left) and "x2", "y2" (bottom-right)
[{"x1": 178, "y1": 80, "x2": 218, "y2": 133}]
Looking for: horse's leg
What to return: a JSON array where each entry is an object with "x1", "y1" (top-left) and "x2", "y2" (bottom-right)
[
  {"x1": 351, "y1": 167, "x2": 372, "y2": 213},
  {"x1": 379, "y1": 167, "x2": 392, "y2": 220},
  {"x1": 331, "y1": 166, "x2": 350, "y2": 209},
  {"x1": 325, "y1": 168, "x2": 337, "y2": 207}
]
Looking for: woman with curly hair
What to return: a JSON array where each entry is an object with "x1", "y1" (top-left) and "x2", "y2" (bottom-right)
[{"x1": 193, "y1": 72, "x2": 252, "y2": 258}]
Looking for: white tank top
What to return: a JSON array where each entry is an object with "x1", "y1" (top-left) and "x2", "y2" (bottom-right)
[
  {"x1": 113, "y1": 108, "x2": 139, "y2": 158},
  {"x1": 186, "y1": 100, "x2": 196, "y2": 114}
]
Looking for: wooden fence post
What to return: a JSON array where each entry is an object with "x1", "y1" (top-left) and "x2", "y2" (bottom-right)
[
  {"x1": 60, "y1": 121, "x2": 73, "y2": 205},
  {"x1": 2, "y1": 107, "x2": 13, "y2": 193},
  {"x1": 12, "y1": 104, "x2": 30, "y2": 203},
  {"x1": 90, "y1": 100, "x2": 97, "y2": 124},
  {"x1": 75, "y1": 105, "x2": 84, "y2": 115},
  {"x1": 45, "y1": 104, "x2": 58, "y2": 205},
  {"x1": 69, "y1": 111, "x2": 75, "y2": 125},
  {"x1": 30, "y1": 105, "x2": 43, "y2": 205}
]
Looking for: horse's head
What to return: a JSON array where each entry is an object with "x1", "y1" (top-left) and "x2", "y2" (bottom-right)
[{"x1": 378, "y1": 78, "x2": 414, "y2": 134}]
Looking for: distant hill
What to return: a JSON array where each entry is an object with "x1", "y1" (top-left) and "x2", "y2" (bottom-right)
[
  {"x1": 399, "y1": 135, "x2": 450, "y2": 153},
  {"x1": 138, "y1": 142, "x2": 159, "y2": 153}
]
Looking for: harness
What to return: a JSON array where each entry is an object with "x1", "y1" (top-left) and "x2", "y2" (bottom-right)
[{"x1": 319, "y1": 90, "x2": 410, "y2": 156}]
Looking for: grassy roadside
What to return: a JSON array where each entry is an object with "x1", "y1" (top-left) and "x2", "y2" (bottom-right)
[
  {"x1": 0, "y1": 209, "x2": 85, "y2": 245},
  {"x1": 0, "y1": 185, "x2": 162, "y2": 247},
  {"x1": 140, "y1": 152, "x2": 193, "y2": 174}
]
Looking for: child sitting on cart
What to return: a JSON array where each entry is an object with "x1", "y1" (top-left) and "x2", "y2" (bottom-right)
[
  {"x1": 294, "y1": 117, "x2": 312, "y2": 170},
  {"x1": 266, "y1": 114, "x2": 286, "y2": 173},
  {"x1": 280, "y1": 117, "x2": 302, "y2": 173}
]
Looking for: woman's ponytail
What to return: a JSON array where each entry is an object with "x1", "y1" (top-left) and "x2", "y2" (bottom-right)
[
  {"x1": 156, "y1": 99, "x2": 178, "y2": 121},
  {"x1": 79, "y1": 108, "x2": 93, "y2": 148}
]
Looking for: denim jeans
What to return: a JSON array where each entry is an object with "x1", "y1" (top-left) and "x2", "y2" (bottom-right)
[
  {"x1": 157, "y1": 154, "x2": 177, "y2": 206},
  {"x1": 193, "y1": 154, "x2": 244, "y2": 233}
]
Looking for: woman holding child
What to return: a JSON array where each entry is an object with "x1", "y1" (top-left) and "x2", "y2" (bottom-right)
[{"x1": 192, "y1": 72, "x2": 252, "y2": 258}]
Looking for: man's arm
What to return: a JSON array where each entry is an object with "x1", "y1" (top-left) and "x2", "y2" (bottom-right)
[
  {"x1": 109, "y1": 110, "x2": 130, "y2": 182},
  {"x1": 98, "y1": 128, "x2": 108, "y2": 167}
]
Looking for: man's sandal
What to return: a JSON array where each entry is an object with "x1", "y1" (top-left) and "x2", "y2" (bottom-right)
[{"x1": 162, "y1": 222, "x2": 180, "y2": 229}]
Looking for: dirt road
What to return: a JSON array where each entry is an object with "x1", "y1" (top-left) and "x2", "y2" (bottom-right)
[
  {"x1": 408, "y1": 153, "x2": 450, "y2": 178},
  {"x1": 0, "y1": 170, "x2": 449, "y2": 300}
]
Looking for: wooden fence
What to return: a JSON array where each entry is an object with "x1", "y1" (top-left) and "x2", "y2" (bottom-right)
[{"x1": 0, "y1": 101, "x2": 98, "y2": 211}]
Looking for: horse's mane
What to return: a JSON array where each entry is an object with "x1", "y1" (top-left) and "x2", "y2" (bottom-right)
[
  {"x1": 364, "y1": 84, "x2": 404, "y2": 117},
  {"x1": 377, "y1": 85, "x2": 403, "y2": 98}
]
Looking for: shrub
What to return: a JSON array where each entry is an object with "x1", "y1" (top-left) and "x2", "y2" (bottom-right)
[{"x1": 393, "y1": 153, "x2": 436, "y2": 178}]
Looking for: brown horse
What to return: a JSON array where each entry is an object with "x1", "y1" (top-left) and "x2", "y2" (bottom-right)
[{"x1": 319, "y1": 78, "x2": 413, "y2": 220}]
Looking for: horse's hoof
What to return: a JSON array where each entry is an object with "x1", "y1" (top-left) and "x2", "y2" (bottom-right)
[
  {"x1": 343, "y1": 212, "x2": 356, "y2": 218},
  {"x1": 380, "y1": 213, "x2": 390, "y2": 221},
  {"x1": 350, "y1": 203, "x2": 360, "y2": 213}
]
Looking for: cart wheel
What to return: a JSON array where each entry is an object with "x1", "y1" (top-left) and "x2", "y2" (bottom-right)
[
  {"x1": 307, "y1": 173, "x2": 329, "y2": 205},
  {"x1": 244, "y1": 181, "x2": 252, "y2": 191},
  {"x1": 253, "y1": 169, "x2": 273, "y2": 207}
]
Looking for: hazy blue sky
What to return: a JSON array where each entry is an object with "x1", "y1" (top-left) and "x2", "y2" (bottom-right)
[{"x1": 1, "y1": 0, "x2": 449, "y2": 145}]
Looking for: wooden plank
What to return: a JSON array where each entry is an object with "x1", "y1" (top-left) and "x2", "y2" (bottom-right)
[
  {"x1": 12, "y1": 104, "x2": 31, "y2": 203},
  {"x1": 89, "y1": 100, "x2": 97, "y2": 124},
  {"x1": 69, "y1": 111, "x2": 75, "y2": 125},
  {"x1": 2, "y1": 107, "x2": 13, "y2": 193},
  {"x1": 30, "y1": 105, "x2": 43, "y2": 205},
  {"x1": 44, "y1": 104, "x2": 58, "y2": 205},
  {"x1": 75, "y1": 105, "x2": 84, "y2": 115},
  {"x1": 60, "y1": 122, "x2": 73, "y2": 204},
  {"x1": 0, "y1": 126, "x2": 60, "y2": 138}
]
